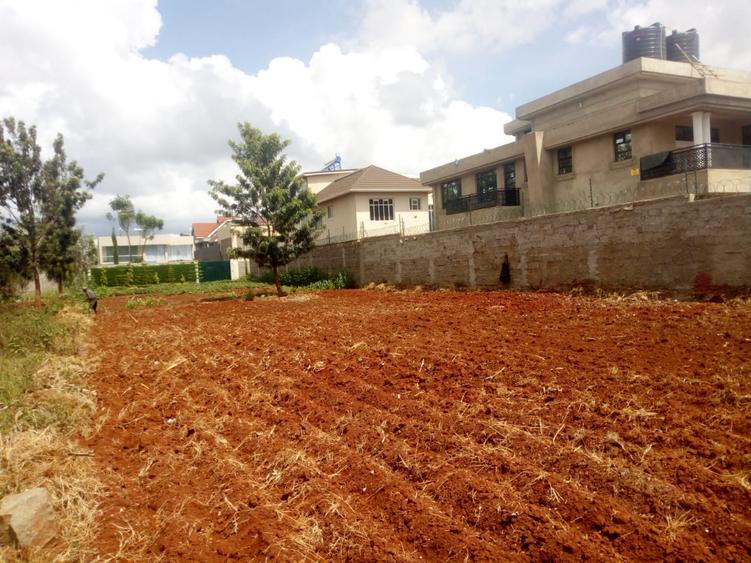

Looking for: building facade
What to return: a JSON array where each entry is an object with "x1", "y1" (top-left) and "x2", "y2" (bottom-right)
[
  {"x1": 315, "y1": 165, "x2": 433, "y2": 243},
  {"x1": 421, "y1": 57, "x2": 751, "y2": 230},
  {"x1": 97, "y1": 234, "x2": 194, "y2": 265}
]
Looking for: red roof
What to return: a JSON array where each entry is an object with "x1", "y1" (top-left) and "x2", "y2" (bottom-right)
[{"x1": 192, "y1": 222, "x2": 220, "y2": 239}]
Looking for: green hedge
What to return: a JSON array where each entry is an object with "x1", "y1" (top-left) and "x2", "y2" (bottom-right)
[
  {"x1": 90, "y1": 263, "x2": 197, "y2": 287},
  {"x1": 252, "y1": 266, "x2": 355, "y2": 289}
]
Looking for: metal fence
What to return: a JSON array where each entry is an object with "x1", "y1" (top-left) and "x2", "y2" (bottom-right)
[{"x1": 641, "y1": 143, "x2": 751, "y2": 180}]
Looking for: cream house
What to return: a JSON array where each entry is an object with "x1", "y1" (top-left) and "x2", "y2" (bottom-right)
[
  {"x1": 314, "y1": 165, "x2": 433, "y2": 243},
  {"x1": 421, "y1": 57, "x2": 751, "y2": 230}
]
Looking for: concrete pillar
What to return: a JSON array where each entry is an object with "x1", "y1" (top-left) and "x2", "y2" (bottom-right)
[
  {"x1": 692, "y1": 111, "x2": 705, "y2": 145},
  {"x1": 522, "y1": 131, "x2": 553, "y2": 217},
  {"x1": 702, "y1": 112, "x2": 712, "y2": 143}
]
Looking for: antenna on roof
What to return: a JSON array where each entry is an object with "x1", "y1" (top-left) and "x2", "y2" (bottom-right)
[{"x1": 322, "y1": 154, "x2": 342, "y2": 171}]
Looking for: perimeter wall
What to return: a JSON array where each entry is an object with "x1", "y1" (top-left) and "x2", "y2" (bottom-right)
[{"x1": 264, "y1": 194, "x2": 751, "y2": 291}]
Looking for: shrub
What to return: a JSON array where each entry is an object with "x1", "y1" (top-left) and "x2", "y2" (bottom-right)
[{"x1": 90, "y1": 263, "x2": 197, "y2": 287}]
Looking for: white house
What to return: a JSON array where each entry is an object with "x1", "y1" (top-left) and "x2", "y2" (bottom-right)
[
  {"x1": 97, "y1": 233, "x2": 194, "y2": 265},
  {"x1": 314, "y1": 165, "x2": 433, "y2": 243}
]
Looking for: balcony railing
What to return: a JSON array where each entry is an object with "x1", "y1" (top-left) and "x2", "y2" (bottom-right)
[
  {"x1": 640, "y1": 143, "x2": 751, "y2": 181},
  {"x1": 445, "y1": 188, "x2": 520, "y2": 215}
]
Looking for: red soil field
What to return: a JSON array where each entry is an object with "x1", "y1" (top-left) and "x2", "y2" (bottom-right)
[{"x1": 86, "y1": 290, "x2": 751, "y2": 561}]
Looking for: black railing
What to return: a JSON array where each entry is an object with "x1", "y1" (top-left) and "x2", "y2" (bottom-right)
[
  {"x1": 641, "y1": 143, "x2": 751, "y2": 181},
  {"x1": 445, "y1": 188, "x2": 520, "y2": 215}
]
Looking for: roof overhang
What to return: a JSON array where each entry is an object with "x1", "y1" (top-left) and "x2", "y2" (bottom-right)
[{"x1": 420, "y1": 139, "x2": 526, "y2": 186}]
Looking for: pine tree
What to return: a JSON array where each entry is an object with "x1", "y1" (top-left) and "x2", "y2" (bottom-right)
[{"x1": 209, "y1": 123, "x2": 323, "y2": 296}]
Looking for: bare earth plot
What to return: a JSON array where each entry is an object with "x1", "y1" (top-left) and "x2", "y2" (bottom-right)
[{"x1": 86, "y1": 290, "x2": 751, "y2": 561}]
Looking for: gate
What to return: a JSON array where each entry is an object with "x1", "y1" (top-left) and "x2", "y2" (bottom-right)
[{"x1": 199, "y1": 260, "x2": 231, "y2": 282}]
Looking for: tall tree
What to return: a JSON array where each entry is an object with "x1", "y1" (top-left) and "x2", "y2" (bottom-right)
[
  {"x1": 106, "y1": 195, "x2": 135, "y2": 262},
  {"x1": 135, "y1": 211, "x2": 163, "y2": 262},
  {"x1": 0, "y1": 118, "x2": 100, "y2": 306},
  {"x1": 209, "y1": 123, "x2": 323, "y2": 296},
  {"x1": 40, "y1": 135, "x2": 101, "y2": 293},
  {"x1": 111, "y1": 227, "x2": 119, "y2": 264}
]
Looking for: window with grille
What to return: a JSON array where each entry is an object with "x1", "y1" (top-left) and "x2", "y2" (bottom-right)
[
  {"x1": 440, "y1": 178, "x2": 462, "y2": 206},
  {"x1": 613, "y1": 130, "x2": 632, "y2": 161},
  {"x1": 409, "y1": 197, "x2": 421, "y2": 210},
  {"x1": 557, "y1": 147, "x2": 573, "y2": 175},
  {"x1": 475, "y1": 170, "x2": 497, "y2": 194},
  {"x1": 369, "y1": 198, "x2": 394, "y2": 221}
]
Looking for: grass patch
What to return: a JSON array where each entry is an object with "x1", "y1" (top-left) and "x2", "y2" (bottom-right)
[
  {"x1": 93, "y1": 279, "x2": 271, "y2": 298},
  {"x1": 126, "y1": 296, "x2": 164, "y2": 309},
  {"x1": 0, "y1": 298, "x2": 100, "y2": 561}
]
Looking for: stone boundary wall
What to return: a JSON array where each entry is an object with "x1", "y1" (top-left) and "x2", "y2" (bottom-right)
[{"x1": 283, "y1": 194, "x2": 751, "y2": 291}]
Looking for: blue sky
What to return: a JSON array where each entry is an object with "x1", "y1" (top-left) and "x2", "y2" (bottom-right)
[{"x1": 1, "y1": 0, "x2": 748, "y2": 235}]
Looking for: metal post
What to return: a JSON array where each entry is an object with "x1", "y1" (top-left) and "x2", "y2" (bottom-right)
[{"x1": 589, "y1": 178, "x2": 594, "y2": 208}]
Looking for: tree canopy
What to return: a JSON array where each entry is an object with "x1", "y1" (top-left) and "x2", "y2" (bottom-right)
[
  {"x1": 209, "y1": 123, "x2": 323, "y2": 296},
  {"x1": 0, "y1": 117, "x2": 101, "y2": 304}
]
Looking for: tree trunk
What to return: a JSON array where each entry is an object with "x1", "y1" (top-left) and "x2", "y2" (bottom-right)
[
  {"x1": 57, "y1": 277, "x2": 64, "y2": 295},
  {"x1": 33, "y1": 264, "x2": 42, "y2": 307},
  {"x1": 273, "y1": 266, "x2": 284, "y2": 297}
]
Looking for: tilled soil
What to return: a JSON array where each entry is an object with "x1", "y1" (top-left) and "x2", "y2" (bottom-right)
[{"x1": 87, "y1": 290, "x2": 751, "y2": 561}]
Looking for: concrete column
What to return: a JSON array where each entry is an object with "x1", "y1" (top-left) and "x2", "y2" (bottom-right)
[
  {"x1": 702, "y1": 112, "x2": 712, "y2": 143},
  {"x1": 692, "y1": 111, "x2": 705, "y2": 145}
]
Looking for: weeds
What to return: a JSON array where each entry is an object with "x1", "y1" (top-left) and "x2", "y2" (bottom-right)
[{"x1": 125, "y1": 296, "x2": 164, "y2": 309}]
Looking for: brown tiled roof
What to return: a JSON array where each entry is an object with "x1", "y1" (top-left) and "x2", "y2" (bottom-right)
[
  {"x1": 315, "y1": 165, "x2": 431, "y2": 204},
  {"x1": 192, "y1": 222, "x2": 219, "y2": 239}
]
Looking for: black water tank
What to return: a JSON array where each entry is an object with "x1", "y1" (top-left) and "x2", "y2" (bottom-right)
[
  {"x1": 667, "y1": 29, "x2": 700, "y2": 62},
  {"x1": 622, "y1": 22, "x2": 666, "y2": 63}
]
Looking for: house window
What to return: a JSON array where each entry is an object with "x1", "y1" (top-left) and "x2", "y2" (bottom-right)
[
  {"x1": 614, "y1": 130, "x2": 632, "y2": 161},
  {"x1": 557, "y1": 147, "x2": 573, "y2": 175},
  {"x1": 440, "y1": 178, "x2": 462, "y2": 207},
  {"x1": 675, "y1": 125, "x2": 693, "y2": 142},
  {"x1": 369, "y1": 198, "x2": 394, "y2": 221},
  {"x1": 327, "y1": 206, "x2": 334, "y2": 219},
  {"x1": 503, "y1": 163, "x2": 516, "y2": 190},
  {"x1": 676, "y1": 125, "x2": 720, "y2": 143},
  {"x1": 743, "y1": 125, "x2": 751, "y2": 146},
  {"x1": 475, "y1": 170, "x2": 497, "y2": 195},
  {"x1": 409, "y1": 197, "x2": 421, "y2": 210}
]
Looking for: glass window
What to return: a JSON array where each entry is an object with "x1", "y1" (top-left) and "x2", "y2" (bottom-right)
[
  {"x1": 675, "y1": 126, "x2": 693, "y2": 142},
  {"x1": 503, "y1": 163, "x2": 516, "y2": 190},
  {"x1": 557, "y1": 147, "x2": 573, "y2": 175},
  {"x1": 614, "y1": 130, "x2": 632, "y2": 161},
  {"x1": 409, "y1": 197, "x2": 421, "y2": 210},
  {"x1": 369, "y1": 198, "x2": 394, "y2": 221},
  {"x1": 440, "y1": 179, "x2": 461, "y2": 207},
  {"x1": 676, "y1": 125, "x2": 719, "y2": 143},
  {"x1": 475, "y1": 170, "x2": 497, "y2": 195},
  {"x1": 327, "y1": 206, "x2": 334, "y2": 218}
]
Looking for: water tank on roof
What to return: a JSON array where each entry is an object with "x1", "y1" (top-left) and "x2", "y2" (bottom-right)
[
  {"x1": 622, "y1": 22, "x2": 666, "y2": 63},
  {"x1": 667, "y1": 28, "x2": 700, "y2": 62}
]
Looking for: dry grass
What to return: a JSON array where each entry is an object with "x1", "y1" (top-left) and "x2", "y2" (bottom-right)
[{"x1": 0, "y1": 304, "x2": 101, "y2": 561}]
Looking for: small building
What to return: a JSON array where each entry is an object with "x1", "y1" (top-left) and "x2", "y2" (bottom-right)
[
  {"x1": 192, "y1": 216, "x2": 234, "y2": 261},
  {"x1": 421, "y1": 57, "x2": 751, "y2": 230},
  {"x1": 314, "y1": 165, "x2": 433, "y2": 243},
  {"x1": 97, "y1": 234, "x2": 194, "y2": 265}
]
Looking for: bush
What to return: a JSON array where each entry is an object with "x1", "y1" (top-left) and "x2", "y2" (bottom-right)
[
  {"x1": 90, "y1": 263, "x2": 197, "y2": 287},
  {"x1": 251, "y1": 267, "x2": 354, "y2": 288}
]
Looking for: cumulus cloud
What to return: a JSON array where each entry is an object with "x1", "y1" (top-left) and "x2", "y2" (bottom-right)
[
  {"x1": 0, "y1": 0, "x2": 513, "y2": 234},
  {"x1": 358, "y1": 0, "x2": 563, "y2": 53},
  {"x1": 566, "y1": 0, "x2": 751, "y2": 69}
]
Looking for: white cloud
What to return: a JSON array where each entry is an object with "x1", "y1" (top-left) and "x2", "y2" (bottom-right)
[
  {"x1": 358, "y1": 0, "x2": 563, "y2": 53},
  {"x1": 566, "y1": 0, "x2": 751, "y2": 69},
  {"x1": 0, "y1": 0, "x2": 512, "y2": 234}
]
